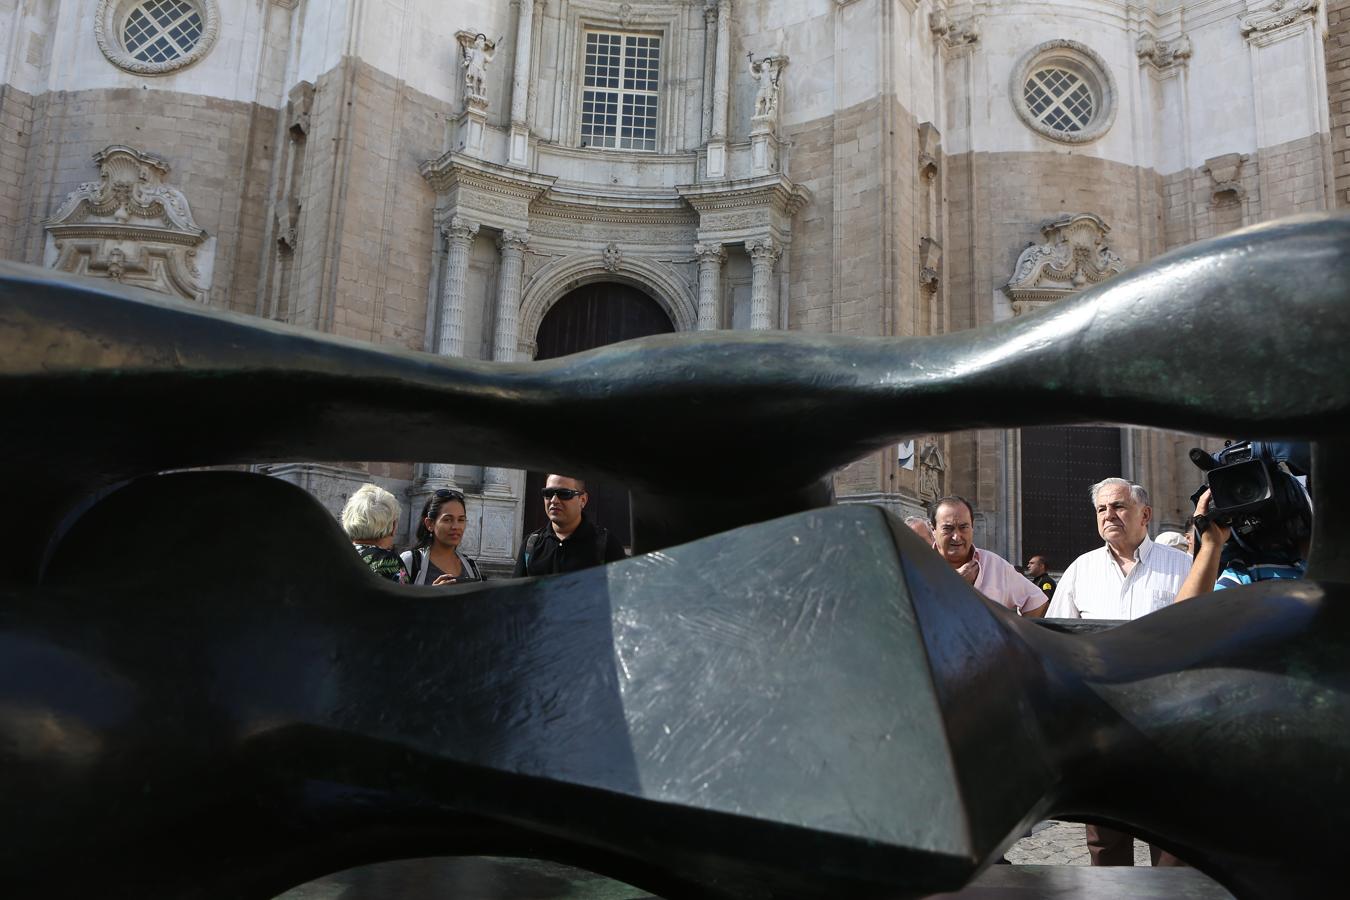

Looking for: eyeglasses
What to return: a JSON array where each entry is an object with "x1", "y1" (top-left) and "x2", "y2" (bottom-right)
[{"x1": 541, "y1": 487, "x2": 583, "y2": 501}]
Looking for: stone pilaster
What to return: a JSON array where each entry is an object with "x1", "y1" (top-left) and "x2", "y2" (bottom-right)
[
  {"x1": 701, "y1": 3, "x2": 718, "y2": 145},
  {"x1": 483, "y1": 229, "x2": 530, "y2": 495},
  {"x1": 695, "y1": 242, "x2": 726, "y2": 330},
  {"x1": 707, "y1": 0, "x2": 733, "y2": 178},
  {"x1": 508, "y1": 0, "x2": 541, "y2": 166},
  {"x1": 747, "y1": 238, "x2": 781, "y2": 330}
]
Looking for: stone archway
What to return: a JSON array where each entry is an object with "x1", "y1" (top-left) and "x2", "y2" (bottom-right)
[
  {"x1": 522, "y1": 281, "x2": 676, "y2": 548},
  {"x1": 517, "y1": 253, "x2": 697, "y2": 357}
]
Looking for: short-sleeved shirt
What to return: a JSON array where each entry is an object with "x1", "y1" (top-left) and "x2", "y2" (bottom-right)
[
  {"x1": 971, "y1": 548, "x2": 1052, "y2": 615},
  {"x1": 1046, "y1": 536, "x2": 1192, "y2": 620},
  {"x1": 512, "y1": 517, "x2": 627, "y2": 577},
  {"x1": 1215, "y1": 559, "x2": 1306, "y2": 590},
  {"x1": 1028, "y1": 573, "x2": 1057, "y2": 601},
  {"x1": 354, "y1": 544, "x2": 409, "y2": 584}
]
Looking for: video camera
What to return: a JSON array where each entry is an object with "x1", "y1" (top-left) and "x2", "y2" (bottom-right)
[{"x1": 1188, "y1": 441, "x2": 1312, "y2": 563}]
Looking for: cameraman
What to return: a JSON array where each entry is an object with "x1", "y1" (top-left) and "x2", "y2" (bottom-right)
[{"x1": 1174, "y1": 442, "x2": 1311, "y2": 603}]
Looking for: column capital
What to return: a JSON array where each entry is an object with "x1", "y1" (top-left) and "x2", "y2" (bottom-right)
[
  {"x1": 498, "y1": 229, "x2": 531, "y2": 253},
  {"x1": 704, "y1": 2, "x2": 719, "y2": 24},
  {"x1": 694, "y1": 241, "x2": 727, "y2": 264},
  {"x1": 718, "y1": 0, "x2": 732, "y2": 14},
  {"x1": 747, "y1": 238, "x2": 781, "y2": 261},
  {"x1": 440, "y1": 216, "x2": 480, "y2": 244}
]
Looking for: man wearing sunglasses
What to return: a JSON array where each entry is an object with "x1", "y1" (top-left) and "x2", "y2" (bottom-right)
[{"x1": 512, "y1": 474, "x2": 627, "y2": 577}]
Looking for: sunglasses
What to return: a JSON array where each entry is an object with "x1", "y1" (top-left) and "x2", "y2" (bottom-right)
[
  {"x1": 433, "y1": 489, "x2": 465, "y2": 501},
  {"x1": 541, "y1": 487, "x2": 583, "y2": 501}
]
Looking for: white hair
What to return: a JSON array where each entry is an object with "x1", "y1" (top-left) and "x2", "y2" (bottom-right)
[
  {"x1": 341, "y1": 484, "x2": 401, "y2": 542},
  {"x1": 1089, "y1": 477, "x2": 1150, "y2": 508},
  {"x1": 903, "y1": 516, "x2": 930, "y2": 528}
]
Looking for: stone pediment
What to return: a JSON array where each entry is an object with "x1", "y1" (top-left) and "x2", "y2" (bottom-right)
[
  {"x1": 46, "y1": 145, "x2": 209, "y2": 302},
  {"x1": 1003, "y1": 213, "x2": 1123, "y2": 316}
]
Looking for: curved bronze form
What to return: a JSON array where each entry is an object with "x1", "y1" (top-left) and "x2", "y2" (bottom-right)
[
  {"x1": 0, "y1": 213, "x2": 1348, "y2": 898},
  {"x1": 1, "y1": 214, "x2": 1346, "y2": 566}
]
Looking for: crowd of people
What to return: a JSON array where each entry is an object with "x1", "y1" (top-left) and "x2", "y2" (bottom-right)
[{"x1": 340, "y1": 473, "x2": 624, "y2": 587}]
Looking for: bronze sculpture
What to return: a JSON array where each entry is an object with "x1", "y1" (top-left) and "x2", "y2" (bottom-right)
[{"x1": 0, "y1": 213, "x2": 1347, "y2": 898}]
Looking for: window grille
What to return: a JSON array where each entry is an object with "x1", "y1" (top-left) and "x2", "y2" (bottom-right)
[
  {"x1": 581, "y1": 31, "x2": 660, "y2": 151},
  {"x1": 1023, "y1": 67, "x2": 1095, "y2": 134},
  {"x1": 123, "y1": 0, "x2": 204, "y2": 64}
]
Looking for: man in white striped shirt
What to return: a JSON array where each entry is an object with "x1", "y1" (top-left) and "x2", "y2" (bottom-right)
[
  {"x1": 1046, "y1": 478, "x2": 1192, "y2": 621},
  {"x1": 1045, "y1": 476, "x2": 1192, "y2": 868}
]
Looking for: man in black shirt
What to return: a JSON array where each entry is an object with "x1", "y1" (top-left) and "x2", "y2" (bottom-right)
[
  {"x1": 1024, "y1": 555, "x2": 1056, "y2": 602},
  {"x1": 512, "y1": 474, "x2": 627, "y2": 577}
]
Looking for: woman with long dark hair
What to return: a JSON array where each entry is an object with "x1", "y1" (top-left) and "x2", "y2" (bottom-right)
[{"x1": 400, "y1": 488, "x2": 483, "y2": 585}]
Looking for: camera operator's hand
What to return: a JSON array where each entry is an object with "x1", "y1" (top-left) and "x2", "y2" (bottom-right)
[
  {"x1": 1192, "y1": 489, "x2": 1233, "y2": 546},
  {"x1": 1175, "y1": 489, "x2": 1230, "y2": 603}
]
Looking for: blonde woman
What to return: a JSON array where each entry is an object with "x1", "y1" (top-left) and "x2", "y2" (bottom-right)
[{"x1": 341, "y1": 484, "x2": 409, "y2": 583}]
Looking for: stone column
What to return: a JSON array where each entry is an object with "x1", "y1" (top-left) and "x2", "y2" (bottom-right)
[
  {"x1": 695, "y1": 242, "x2": 726, "y2": 331},
  {"x1": 483, "y1": 230, "x2": 530, "y2": 494},
  {"x1": 436, "y1": 217, "x2": 479, "y2": 358},
  {"x1": 508, "y1": 0, "x2": 541, "y2": 166},
  {"x1": 426, "y1": 217, "x2": 479, "y2": 490},
  {"x1": 747, "y1": 238, "x2": 781, "y2": 331},
  {"x1": 707, "y1": 0, "x2": 733, "y2": 177}
]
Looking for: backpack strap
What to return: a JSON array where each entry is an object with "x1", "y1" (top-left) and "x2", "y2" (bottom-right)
[
  {"x1": 401, "y1": 547, "x2": 424, "y2": 584},
  {"x1": 524, "y1": 529, "x2": 544, "y2": 570},
  {"x1": 464, "y1": 554, "x2": 482, "y2": 581}
]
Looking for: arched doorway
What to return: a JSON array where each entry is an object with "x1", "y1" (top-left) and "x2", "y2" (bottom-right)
[{"x1": 523, "y1": 281, "x2": 675, "y2": 548}]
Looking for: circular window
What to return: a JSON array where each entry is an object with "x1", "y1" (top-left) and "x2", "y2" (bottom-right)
[
  {"x1": 95, "y1": 0, "x2": 219, "y2": 76},
  {"x1": 1011, "y1": 40, "x2": 1116, "y2": 144}
]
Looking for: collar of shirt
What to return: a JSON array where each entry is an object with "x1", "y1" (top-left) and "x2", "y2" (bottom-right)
[{"x1": 1106, "y1": 534, "x2": 1155, "y2": 569}]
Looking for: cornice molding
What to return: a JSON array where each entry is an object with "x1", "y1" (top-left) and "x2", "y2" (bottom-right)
[
  {"x1": 676, "y1": 174, "x2": 811, "y2": 216},
  {"x1": 420, "y1": 152, "x2": 557, "y2": 200}
]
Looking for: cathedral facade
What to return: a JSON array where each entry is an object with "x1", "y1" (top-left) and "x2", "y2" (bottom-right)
[{"x1": 2, "y1": 0, "x2": 1345, "y2": 572}]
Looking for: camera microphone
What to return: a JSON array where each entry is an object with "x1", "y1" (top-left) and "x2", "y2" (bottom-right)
[{"x1": 1189, "y1": 447, "x2": 1220, "y2": 472}]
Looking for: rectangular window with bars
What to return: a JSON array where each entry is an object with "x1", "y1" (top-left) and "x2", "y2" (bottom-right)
[{"x1": 580, "y1": 30, "x2": 660, "y2": 151}]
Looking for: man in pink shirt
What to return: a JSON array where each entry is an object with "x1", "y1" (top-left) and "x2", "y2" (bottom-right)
[{"x1": 931, "y1": 496, "x2": 1049, "y2": 617}]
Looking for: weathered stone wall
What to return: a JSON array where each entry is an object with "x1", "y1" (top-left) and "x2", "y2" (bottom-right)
[
  {"x1": 6, "y1": 86, "x2": 276, "y2": 310},
  {"x1": 283, "y1": 59, "x2": 444, "y2": 348},
  {"x1": 1162, "y1": 133, "x2": 1333, "y2": 249},
  {"x1": 0, "y1": 85, "x2": 34, "y2": 261},
  {"x1": 1327, "y1": 0, "x2": 1350, "y2": 209}
]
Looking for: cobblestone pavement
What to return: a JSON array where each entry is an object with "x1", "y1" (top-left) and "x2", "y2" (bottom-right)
[{"x1": 1004, "y1": 820, "x2": 1152, "y2": 866}]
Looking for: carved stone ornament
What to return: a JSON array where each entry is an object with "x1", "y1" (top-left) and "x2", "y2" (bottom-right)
[
  {"x1": 1204, "y1": 153, "x2": 1248, "y2": 205},
  {"x1": 929, "y1": 9, "x2": 979, "y2": 49},
  {"x1": 95, "y1": 0, "x2": 220, "y2": 76},
  {"x1": 275, "y1": 198, "x2": 300, "y2": 253},
  {"x1": 748, "y1": 54, "x2": 789, "y2": 125},
  {"x1": 918, "y1": 122, "x2": 941, "y2": 181},
  {"x1": 46, "y1": 145, "x2": 209, "y2": 303},
  {"x1": 1240, "y1": 0, "x2": 1318, "y2": 38},
  {"x1": 1003, "y1": 213, "x2": 1124, "y2": 316},
  {"x1": 918, "y1": 437, "x2": 946, "y2": 501},
  {"x1": 919, "y1": 237, "x2": 942, "y2": 294},
  {"x1": 1136, "y1": 32, "x2": 1193, "y2": 69},
  {"x1": 456, "y1": 30, "x2": 498, "y2": 111},
  {"x1": 287, "y1": 81, "x2": 315, "y2": 140},
  {"x1": 602, "y1": 242, "x2": 623, "y2": 273}
]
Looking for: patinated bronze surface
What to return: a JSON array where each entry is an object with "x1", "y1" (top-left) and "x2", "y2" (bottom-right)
[{"x1": 0, "y1": 213, "x2": 1347, "y2": 899}]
